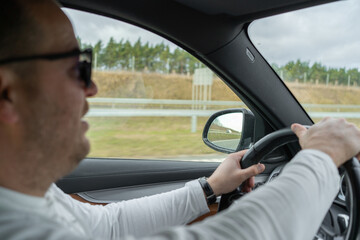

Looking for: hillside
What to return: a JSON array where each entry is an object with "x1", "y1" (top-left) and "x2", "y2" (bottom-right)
[
  {"x1": 89, "y1": 71, "x2": 360, "y2": 158},
  {"x1": 93, "y1": 71, "x2": 360, "y2": 105}
]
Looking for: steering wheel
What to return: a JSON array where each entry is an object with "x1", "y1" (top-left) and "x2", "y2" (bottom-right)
[{"x1": 218, "y1": 128, "x2": 360, "y2": 239}]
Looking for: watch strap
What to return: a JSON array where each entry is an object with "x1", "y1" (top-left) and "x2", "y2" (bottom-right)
[{"x1": 198, "y1": 177, "x2": 217, "y2": 205}]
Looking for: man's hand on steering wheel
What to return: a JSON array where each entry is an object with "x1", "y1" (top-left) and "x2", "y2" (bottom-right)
[
  {"x1": 207, "y1": 151, "x2": 265, "y2": 196},
  {"x1": 292, "y1": 117, "x2": 360, "y2": 167},
  {"x1": 207, "y1": 117, "x2": 360, "y2": 239},
  {"x1": 207, "y1": 117, "x2": 360, "y2": 198}
]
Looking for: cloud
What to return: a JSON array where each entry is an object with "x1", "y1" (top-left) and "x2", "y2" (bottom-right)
[
  {"x1": 248, "y1": 0, "x2": 360, "y2": 69},
  {"x1": 63, "y1": 0, "x2": 360, "y2": 70},
  {"x1": 63, "y1": 8, "x2": 177, "y2": 49}
]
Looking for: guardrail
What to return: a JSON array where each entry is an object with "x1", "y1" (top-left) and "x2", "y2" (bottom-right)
[
  {"x1": 88, "y1": 98, "x2": 244, "y2": 108},
  {"x1": 89, "y1": 98, "x2": 360, "y2": 109},
  {"x1": 87, "y1": 98, "x2": 360, "y2": 132}
]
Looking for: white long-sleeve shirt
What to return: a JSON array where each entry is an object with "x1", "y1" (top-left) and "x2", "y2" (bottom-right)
[{"x1": 0, "y1": 149, "x2": 340, "y2": 240}]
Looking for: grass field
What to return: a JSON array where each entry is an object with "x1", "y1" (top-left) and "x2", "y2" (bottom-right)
[
  {"x1": 87, "y1": 71, "x2": 360, "y2": 159},
  {"x1": 86, "y1": 117, "x2": 219, "y2": 158}
]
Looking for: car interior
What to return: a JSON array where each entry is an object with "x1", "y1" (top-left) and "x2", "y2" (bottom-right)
[{"x1": 55, "y1": 0, "x2": 360, "y2": 239}]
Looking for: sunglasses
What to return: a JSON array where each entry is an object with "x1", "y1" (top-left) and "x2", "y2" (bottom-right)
[{"x1": 0, "y1": 48, "x2": 93, "y2": 88}]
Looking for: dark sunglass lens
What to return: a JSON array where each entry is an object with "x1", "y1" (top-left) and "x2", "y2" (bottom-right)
[
  {"x1": 79, "y1": 61, "x2": 92, "y2": 88},
  {"x1": 79, "y1": 50, "x2": 92, "y2": 88}
]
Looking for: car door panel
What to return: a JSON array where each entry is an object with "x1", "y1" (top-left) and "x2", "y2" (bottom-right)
[
  {"x1": 57, "y1": 158, "x2": 220, "y2": 201},
  {"x1": 74, "y1": 180, "x2": 188, "y2": 203}
]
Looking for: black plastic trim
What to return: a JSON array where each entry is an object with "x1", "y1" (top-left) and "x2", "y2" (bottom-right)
[{"x1": 57, "y1": 158, "x2": 219, "y2": 194}]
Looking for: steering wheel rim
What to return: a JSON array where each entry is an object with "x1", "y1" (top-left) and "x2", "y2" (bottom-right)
[{"x1": 218, "y1": 128, "x2": 360, "y2": 239}]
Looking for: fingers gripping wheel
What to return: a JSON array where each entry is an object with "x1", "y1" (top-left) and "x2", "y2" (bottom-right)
[
  {"x1": 218, "y1": 128, "x2": 360, "y2": 240},
  {"x1": 219, "y1": 128, "x2": 300, "y2": 211},
  {"x1": 240, "y1": 128, "x2": 300, "y2": 169}
]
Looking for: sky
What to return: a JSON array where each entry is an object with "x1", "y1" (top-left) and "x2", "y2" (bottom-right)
[
  {"x1": 248, "y1": 0, "x2": 360, "y2": 69},
  {"x1": 216, "y1": 113, "x2": 244, "y2": 133},
  {"x1": 63, "y1": 8, "x2": 177, "y2": 50},
  {"x1": 63, "y1": 0, "x2": 360, "y2": 70}
]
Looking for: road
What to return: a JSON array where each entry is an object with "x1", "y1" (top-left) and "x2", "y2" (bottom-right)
[{"x1": 211, "y1": 139, "x2": 240, "y2": 150}]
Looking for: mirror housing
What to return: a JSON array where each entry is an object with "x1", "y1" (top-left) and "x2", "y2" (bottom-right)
[{"x1": 202, "y1": 108, "x2": 255, "y2": 153}]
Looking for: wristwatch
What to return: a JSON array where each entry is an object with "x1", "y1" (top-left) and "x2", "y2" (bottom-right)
[{"x1": 198, "y1": 177, "x2": 217, "y2": 205}]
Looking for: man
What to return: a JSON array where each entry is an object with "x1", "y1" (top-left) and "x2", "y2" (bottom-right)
[{"x1": 0, "y1": 0, "x2": 359, "y2": 239}]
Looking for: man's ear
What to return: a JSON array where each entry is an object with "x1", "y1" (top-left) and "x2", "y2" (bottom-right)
[{"x1": 0, "y1": 68, "x2": 19, "y2": 124}]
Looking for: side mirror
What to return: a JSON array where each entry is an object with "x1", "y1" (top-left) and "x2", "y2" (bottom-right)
[{"x1": 202, "y1": 109, "x2": 255, "y2": 153}]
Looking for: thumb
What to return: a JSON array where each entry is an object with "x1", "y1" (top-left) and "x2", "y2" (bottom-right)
[
  {"x1": 291, "y1": 123, "x2": 307, "y2": 140},
  {"x1": 240, "y1": 163, "x2": 265, "y2": 180}
]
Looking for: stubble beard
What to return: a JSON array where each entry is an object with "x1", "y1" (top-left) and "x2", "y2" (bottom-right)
[{"x1": 22, "y1": 102, "x2": 89, "y2": 183}]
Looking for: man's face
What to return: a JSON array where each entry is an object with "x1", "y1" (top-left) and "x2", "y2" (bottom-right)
[{"x1": 14, "y1": 1, "x2": 97, "y2": 178}]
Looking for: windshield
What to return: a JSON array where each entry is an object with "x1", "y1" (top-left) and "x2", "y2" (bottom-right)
[{"x1": 248, "y1": 0, "x2": 360, "y2": 127}]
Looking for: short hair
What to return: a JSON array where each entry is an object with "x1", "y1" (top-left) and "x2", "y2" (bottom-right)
[
  {"x1": 0, "y1": 0, "x2": 50, "y2": 81},
  {"x1": 0, "y1": 0, "x2": 44, "y2": 61}
]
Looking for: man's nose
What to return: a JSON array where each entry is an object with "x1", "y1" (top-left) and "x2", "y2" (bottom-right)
[{"x1": 85, "y1": 80, "x2": 98, "y2": 97}]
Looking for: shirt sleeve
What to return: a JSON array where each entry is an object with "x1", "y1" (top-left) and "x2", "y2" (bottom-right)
[
  {"x1": 54, "y1": 149, "x2": 340, "y2": 240},
  {"x1": 136, "y1": 149, "x2": 340, "y2": 240},
  {"x1": 53, "y1": 179, "x2": 210, "y2": 239}
]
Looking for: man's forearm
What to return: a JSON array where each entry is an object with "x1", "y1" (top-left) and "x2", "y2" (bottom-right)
[
  {"x1": 66, "y1": 179, "x2": 210, "y2": 238},
  {"x1": 137, "y1": 149, "x2": 339, "y2": 240}
]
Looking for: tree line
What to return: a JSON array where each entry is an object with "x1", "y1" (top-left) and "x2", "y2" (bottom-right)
[
  {"x1": 272, "y1": 60, "x2": 360, "y2": 86},
  {"x1": 78, "y1": 36, "x2": 203, "y2": 74},
  {"x1": 79, "y1": 37, "x2": 360, "y2": 85}
]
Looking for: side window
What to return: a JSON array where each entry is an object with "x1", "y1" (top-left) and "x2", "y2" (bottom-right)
[
  {"x1": 248, "y1": 0, "x2": 360, "y2": 128},
  {"x1": 64, "y1": 9, "x2": 244, "y2": 161}
]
